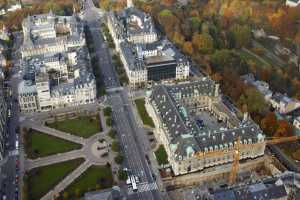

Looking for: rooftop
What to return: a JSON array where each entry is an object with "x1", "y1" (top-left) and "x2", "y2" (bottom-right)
[{"x1": 149, "y1": 79, "x2": 264, "y2": 158}]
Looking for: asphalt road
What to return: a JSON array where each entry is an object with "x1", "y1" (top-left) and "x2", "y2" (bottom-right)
[
  {"x1": 0, "y1": 31, "x2": 23, "y2": 200},
  {"x1": 81, "y1": 1, "x2": 163, "y2": 199}
]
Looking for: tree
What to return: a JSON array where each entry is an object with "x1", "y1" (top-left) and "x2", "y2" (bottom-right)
[
  {"x1": 106, "y1": 117, "x2": 112, "y2": 127},
  {"x1": 229, "y1": 24, "x2": 252, "y2": 48},
  {"x1": 63, "y1": 192, "x2": 69, "y2": 200},
  {"x1": 192, "y1": 33, "x2": 214, "y2": 54},
  {"x1": 104, "y1": 107, "x2": 112, "y2": 117},
  {"x1": 75, "y1": 188, "x2": 82, "y2": 198},
  {"x1": 114, "y1": 154, "x2": 124, "y2": 164},
  {"x1": 99, "y1": 0, "x2": 110, "y2": 10},
  {"x1": 172, "y1": 31, "x2": 185, "y2": 46},
  {"x1": 118, "y1": 169, "x2": 128, "y2": 181},
  {"x1": 183, "y1": 41, "x2": 194, "y2": 55},
  {"x1": 108, "y1": 129, "x2": 117, "y2": 139},
  {"x1": 261, "y1": 112, "x2": 278, "y2": 136},
  {"x1": 274, "y1": 120, "x2": 294, "y2": 137}
]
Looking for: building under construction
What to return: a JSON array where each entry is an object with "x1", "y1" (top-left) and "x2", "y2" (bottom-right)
[{"x1": 146, "y1": 78, "x2": 266, "y2": 175}]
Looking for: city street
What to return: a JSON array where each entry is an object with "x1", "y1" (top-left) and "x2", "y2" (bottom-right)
[
  {"x1": 81, "y1": 0, "x2": 164, "y2": 199},
  {"x1": 0, "y1": 31, "x2": 23, "y2": 200}
]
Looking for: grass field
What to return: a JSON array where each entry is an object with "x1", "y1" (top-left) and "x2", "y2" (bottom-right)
[
  {"x1": 25, "y1": 130, "x2": 81, "y2": 159},
  {"x1": 155, "y1": 145, "x2": 169, "y2": 165},
  {"x1": 65, "y1": 165, "x2": 113, "y2": 198},
  {"x1": 47, "y1": 116, "x2": 102, "y2": 138},
  {"x1": 135, "y1": 98, "x2": 155, "y2": 128},
  {"x1": 26, "y1": 158, "x2": 84, "y2": 200},
  {"x1": 238, "y1": 49, "x2": 270, "y2": 68}
]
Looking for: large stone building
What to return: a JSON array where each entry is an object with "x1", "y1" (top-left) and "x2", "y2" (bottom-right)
[
  {"x1": 18, "y1": 11, "x2": 96, "y2": 113},
  {"x1": 107, "y1": 5, "x2": 189, "y2": 86},
  {"x1": 146, "y1": 79, "x2": 266, "y2": 175}
]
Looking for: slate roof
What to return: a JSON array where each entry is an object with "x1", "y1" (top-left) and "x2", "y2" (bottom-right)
[{"x1": 149, "y1": 79, "x2": 264, "y2": 158}]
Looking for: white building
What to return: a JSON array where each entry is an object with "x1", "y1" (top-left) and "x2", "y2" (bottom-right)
[
  {"x1": 18, "y1": 12, "x2": 96, "y2": 113},
  {"x1": 269, "y1": 93, "x2": 300, "y2": 114},
  {"x1": 293, "y1": 116, "x2": 300, "y2": 130},
  {"x1": 107, "y1": 7, "x2": 189, "y2": 86},
  {"x1": 286, "y1": 0, "x2": 300, "y2": 7}
]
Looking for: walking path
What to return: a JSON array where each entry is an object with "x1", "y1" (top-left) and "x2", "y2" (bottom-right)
[
  {"x1": 41, "y1": 160, "x2": 92, "y2": 200},
  {"x1": 22, "y1": 110, "x2": 116, "y2": 200},
  {"x1": 29, "y1": 124, "x2": 86, "y2": 145},
  {"x1": 25, "y1": 149, "x2": 85, "y2": 171}
]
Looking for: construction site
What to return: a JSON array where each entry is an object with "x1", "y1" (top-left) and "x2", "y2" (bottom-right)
[{"x1": 164, "y1": 136, "x2": 300, "y2": 200}]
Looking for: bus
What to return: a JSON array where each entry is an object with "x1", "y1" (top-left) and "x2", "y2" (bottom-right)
[{"x1": 130, "y1": 175, "x2": 138, "y2": 192}]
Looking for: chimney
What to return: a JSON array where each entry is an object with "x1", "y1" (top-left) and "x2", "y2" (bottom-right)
[
  {"x1": 215, "y1": 83, "x2": 220, "y2": 97},
  {"x1": 243, "y1": 112, "x2": 248, "y2": 122}
]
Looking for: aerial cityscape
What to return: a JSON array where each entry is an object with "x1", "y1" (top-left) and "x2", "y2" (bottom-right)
[{"x1": 0, "y1": 0, "x2": 300, "y2": 200}]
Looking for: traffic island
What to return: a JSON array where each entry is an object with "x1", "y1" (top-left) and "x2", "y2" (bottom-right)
[
  {"x1": 24, "y1": 129, "x2": 82, "y2": 159},
  {"x1": 47, "y1": 115, "x2": 102, "y2": 138},
  {"x1": 23, "y1": 158, "x2": 84, "y2": 200}
]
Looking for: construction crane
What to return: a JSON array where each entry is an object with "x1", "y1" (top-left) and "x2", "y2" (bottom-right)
[
  {"x1": 229, "y1": 135, "x2": 300, "y2": 185},
  {"x1": 195, "y1": 135, "x2": 300, "y2": 185}
]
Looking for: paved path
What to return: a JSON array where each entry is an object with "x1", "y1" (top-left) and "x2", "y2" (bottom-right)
[
  {"x1": 41, "y1": 160, "x2": 92, "y2": 200},
  {"x1": 23, "y1": 110, "x2": 115, "y2": 199},
  {"x1": 28, "y1": 124, "x2": 86, "y2": 145},
  {"x1": 25, "y1": 149, "x2": 85, "y2": 171}
]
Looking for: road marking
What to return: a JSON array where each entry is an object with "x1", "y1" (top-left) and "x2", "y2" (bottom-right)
[{"x1": 127, "y1": 182, "x2": 158, "y2": 195}]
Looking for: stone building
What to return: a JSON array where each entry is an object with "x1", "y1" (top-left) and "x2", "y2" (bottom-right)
[
  {"x1": 18, "y1": 12, "x2": 96, "y2": 113},
  {"x1": 146, "y1": 79, "x2": 266, "y2": 175},
  {"x1": 107, "y1": 6, "x2": 189, "y2": 86}
]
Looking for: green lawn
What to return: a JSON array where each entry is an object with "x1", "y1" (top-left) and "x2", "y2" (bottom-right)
[
  {"x1": 135, "y1": 98, "x2": 155, "y2": 128},
  {"x1": 65, "y1": 165, "x2": 113, "y2": 198},
  {"x1": 25, "y1": 130, "x2": 82, "y2": 159},
  {"x1": 47, "y1": 116, "x2": 102, "y2": 138},
  {"x1": 155, "y1": 145, "x2": 169, "y2": 165},
  {"x1": 238, "y1": 49, "x2": 270, "y2": 68},
  {"x1": 25, "y1": 158, "x2": 84, "y2": 200}
]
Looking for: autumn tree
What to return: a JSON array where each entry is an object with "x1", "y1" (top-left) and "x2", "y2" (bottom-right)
[
  {"x1": 182, "y1": 41, "x2": 194, "y2": 55},
  {"x1": 261, "y1": 112, "x2": 278, "y2": 136},
  {"x1": 192, "y1": 33, "x2": 214, "y2": 54},
  {"x1": 274, "y1": 120, "x2": 294, "y2": 137},
  {"x1": 229, "y1": 24, "x2": 252, "y2": 48}
]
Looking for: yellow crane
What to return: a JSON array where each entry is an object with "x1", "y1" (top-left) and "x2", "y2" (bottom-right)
[{"x1": 196, "y1": 135, "x2": 300, "y2": 185}]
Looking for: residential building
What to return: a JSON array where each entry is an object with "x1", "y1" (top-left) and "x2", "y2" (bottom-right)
[
  {"x1": 241, "y1": 74, "x2": 300, "y2": 114},
  {"x1": 269, "y1": 93, "x2": 300, "y2": 114},
  {"x1": 293, "y1": 116, "x2": 300, "y2": 130},
  {"x1": 241, "y1": 74, "x2": 273, "y2": 101},
  {"x1": 119, "y1": 40, "x2": 189, "y2": 85},
  {"x1": 107, "y1": 5, "x2": 189, "y2": 86},
  {"x1": 18, "y1": 12, "x2": 96, "y2": 113},
  {"x1": 146, "y1": 78, "x2": 265, "y2": 175}
]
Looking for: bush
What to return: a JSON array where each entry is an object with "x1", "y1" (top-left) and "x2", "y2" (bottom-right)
[
  {"x1": 104, "y1": 107, "x2": 112, "y2": 117},
  {"x1": 106, "y1": 117, "x2": 112, "y2": 127},
  {"x1": 108, "y1": 129, "x2": 117, "y2": 139},
  {"x1": 111, "y1": 141, "x2": 120, "y2": 152},
  {"x1": 118, "y1": 169, "x2": 128, "y2": 181},
  {"x1": 114, "y1": 154, "x2": 124, "y2": 164}
]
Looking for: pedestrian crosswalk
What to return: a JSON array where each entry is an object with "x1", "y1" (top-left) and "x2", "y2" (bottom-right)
[
  {"x1": 127, "y1": 182, "x2": 158, "y2": 195},
  {"x1": 9, "y1": 150, "x2": 19, "y2": 156}
]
